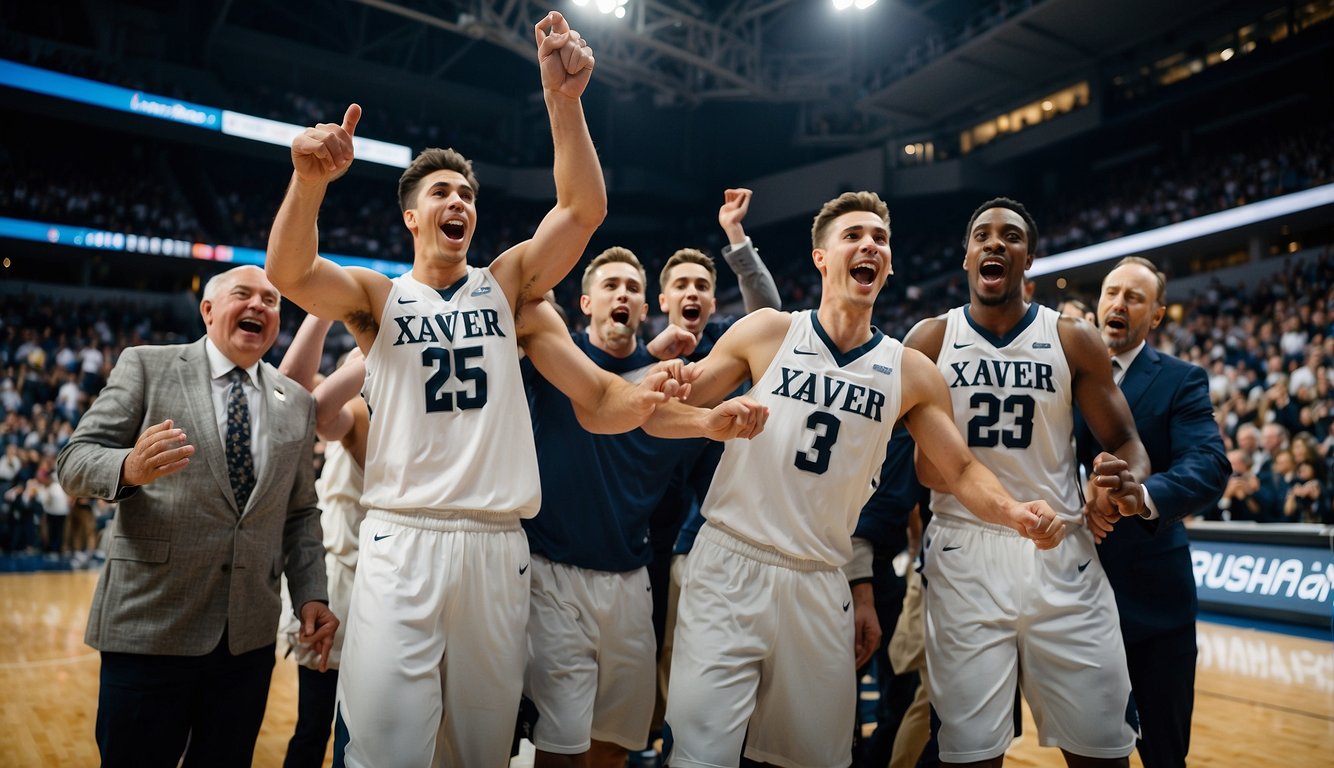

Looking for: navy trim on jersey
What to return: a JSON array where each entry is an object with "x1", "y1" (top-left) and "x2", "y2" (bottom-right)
[
  {"x1": 962, "y1": 302, "x2": 1039, "y2": 349},
  {"x1": 435, "y1": 273, "x2": 469, "y2": 302},
  {"x1": 811, "y1": 312, "x2": 885, "y2": 367}
]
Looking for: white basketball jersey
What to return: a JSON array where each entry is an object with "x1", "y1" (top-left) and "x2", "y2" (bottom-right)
[
  {"x1": 360, "y1": 269, "x2": 540, "y2": 518},
  {"x1": 930, "y1": 304, "x2": 1081, "y2": 524},
  {"x1": 701, "y1": 310, "x2": 903, "y2": 567}
]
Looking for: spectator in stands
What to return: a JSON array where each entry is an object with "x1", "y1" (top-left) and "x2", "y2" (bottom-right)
[{"x1": 1215, "y1": 449, "x2": 1267, "y2": 522}]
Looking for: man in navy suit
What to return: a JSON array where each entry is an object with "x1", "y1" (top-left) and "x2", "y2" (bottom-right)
[{"x1": 1076, "y1": 256, "x2": 1229, "y2": 768}]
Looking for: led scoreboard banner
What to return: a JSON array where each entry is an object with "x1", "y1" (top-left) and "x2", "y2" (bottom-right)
[{"x1": 1189, "y1": 522, "x2": 1334, "y2": 629}]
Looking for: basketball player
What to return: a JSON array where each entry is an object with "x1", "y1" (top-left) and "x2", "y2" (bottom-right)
[
  {"x1": 276, "y1": 315, "x2": 369, "y2": 768},
  {"x1": 523, "y1": 246, "x2": 767, "y2": 768},
  {"x1": 904, "y1": 197, "x2": 1150, "y2": 768},
  {"x1": 651, "y1": 191, "x2": 1066, "y2": 768},
  {"x1": 264, "y1": 13, "x2": 670, "y2": 766},
  {"x1": 643, "y1": 188, "x2": 781, "y2": 753},
  {"x1": 646, "y1": 187, "x2": 780, "y2": 361}
]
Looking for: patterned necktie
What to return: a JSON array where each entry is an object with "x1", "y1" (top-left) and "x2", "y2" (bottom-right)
[{"x1": 226, "y1": 368, "x2": 256, "y2": 511}]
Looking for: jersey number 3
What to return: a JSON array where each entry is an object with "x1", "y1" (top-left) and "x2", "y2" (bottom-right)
[
  {"x1": 422, "y1": 347, "x2": 488, "y2": 412},
  {"x1": 967, "y1": 392, "x2": 1034, "y2": 448},
  {"x1": 795, "y1": 411, "x2": 841, "y2": 474}
]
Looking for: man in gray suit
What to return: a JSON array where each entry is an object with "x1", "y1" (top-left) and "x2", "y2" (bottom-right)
[{"x1": 57, "y1": 264, "x2": 338, "y2": 768}]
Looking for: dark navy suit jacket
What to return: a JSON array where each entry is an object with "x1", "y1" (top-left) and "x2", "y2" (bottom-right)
[{"x1": 1074, "y1": 345, "x2": 1229, "y2": 645}]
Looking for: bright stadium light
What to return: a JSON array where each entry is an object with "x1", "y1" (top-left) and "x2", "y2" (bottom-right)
[
  {"x1": 584, "y1": 0, "x2": 628, "y2": 17},
  {"x1": 855, "y1": 0, "x2": 878, "y2": 7},
  {"x1": 833, "y1": 0, "x2": 854, "y2": 9}
]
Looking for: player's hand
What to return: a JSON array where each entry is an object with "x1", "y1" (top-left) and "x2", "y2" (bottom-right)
[
  {"x1": 718, "y1": 188, "x2": 753, "y2": 243},
  {"x1": 701, "y1": 396, "x2": 768, "y2": 441},
  {"x1": 535, "y1": 12, "x2": 594, "y2": 99},
  {"x1": 851, "y1": 582, "x2": 881, "y2": 670},
  {"x1": 646, "y1": 324, "x2": 699, "y2": 361},
  {"x1": 291, "y1": 103, "x2": 360, "y2": 184},
  {"x1": 119, "y1": 419, "x2": 194, "y2": 488},
  {"x1": 1017, "y1": 500, "x2": 1065, "y2": 550},
  {"x1": 1083, "y1": 491, "x2": 1119, "y2": 543},
  {"x1": 1090, "y1": 452, "x2": 1145, "y2": 519},
  {"x1": 298, "y1": 601, "x2": 340, "y2": 673}
]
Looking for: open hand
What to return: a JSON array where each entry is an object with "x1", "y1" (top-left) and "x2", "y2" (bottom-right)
[{"x1": 120, "y1": 419, "x2": 194, "y2": 487}]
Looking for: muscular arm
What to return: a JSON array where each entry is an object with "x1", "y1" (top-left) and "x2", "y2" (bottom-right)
[
  {"x1": 490, "y1": 13, "x2": 606, "y2": 312},
  {"x1": 519, "y1": 300, "x2": 667, "y2": 434},
  {"x1": 1061, "y1": 318, "x2": 1150, "y2": 515},
  {"x1": 266, "y1": 103, "x2": 389, "y2": 349},
  {"x1": 899, "y1": 349, "x2": 1052, "y2": 535},
  {"x1": 902, "y1": 316, "x2": 947, "y2": 491},
  {"x1": 671, "y1": 308, "x2": 790, "y2": 409}
]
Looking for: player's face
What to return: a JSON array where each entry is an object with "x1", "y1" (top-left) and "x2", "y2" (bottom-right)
[
  {"x1": 1097, "y1": 263, "x2": 1164, "y2": 354},
  {"x1": 581, "y1": 261, "x2": 648, "y2": 345},
  {"x1": 404, "y1": 169, "x2": 476, "y2": 260},
  {"x1": 964, "y1": 208, "x2": 1032, "y2": 307},
  {"x1": 201, "y1": 266, "x2": 281, "y2": 368},
  {"x1": 813, "y1": 210, "x2": 891, "y2": 308},
  {"x1": 658, "y1": 263, "x2": 716, "y2": 336}
]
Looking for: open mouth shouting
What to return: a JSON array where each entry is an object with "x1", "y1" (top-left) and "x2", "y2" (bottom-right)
[
  {"x1": 610, "y1": 306, "x2": 632, "y2": 327},
  {"x1": 850, "y1": 261, "x2": 879, "y2": 287},
  {"x1": 440, "y1": 217, "x2": 467, "y2": 243},
  {"x1": 238, "y1": 317, "x2": 266, "y2": 336},
  {"x1": 1102, "y1": 313, "x2": 1129, "y2": 335},
  {"x1": 978, "y1": 257, "x2": 1007, "y2": 288},
  {"x1": 681, "y1": 303, "x2": 702, "y2": 323}
]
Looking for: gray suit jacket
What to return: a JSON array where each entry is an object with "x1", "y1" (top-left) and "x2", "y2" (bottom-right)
[{"x1": 57, "y1": 338, "x2": 327, "y2": 656}]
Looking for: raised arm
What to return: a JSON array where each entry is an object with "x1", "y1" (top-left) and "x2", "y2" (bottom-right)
[
  {"x1": 717, "y1": 188, "x2": 780, "y2": 313},
  {"x1": 898, "y1": 348, "x2": 1064, "y2": 548},
  {"x1": 266, "y1": 102, "x2": 388, "y2": 347},
  {"x1": 491, "y1": 12, "x2": 606, "y2": 310},
  {"x1": 311, "y1": 351, "x2": 367, "y2": 448},
  {"x1": 279, "y1": 314, "x2": 334, "y2": 391}
]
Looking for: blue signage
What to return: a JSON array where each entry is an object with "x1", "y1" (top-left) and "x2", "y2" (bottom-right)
[{"x1": 1191, "y1": 539, "x2": 1334, "y2": 627}]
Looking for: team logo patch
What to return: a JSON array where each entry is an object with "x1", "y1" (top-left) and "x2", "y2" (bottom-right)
[
  {"x1": 1033, "y1": 342, "x2": 1051, "y2": 348},
  {"x1": 873, "y1": 364, "x2": 893, "y2": 375}
]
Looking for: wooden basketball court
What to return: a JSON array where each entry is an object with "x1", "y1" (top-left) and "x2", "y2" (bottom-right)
[{"x1": 2, "y1": 571, "x2": 1330, "y2": 766}]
